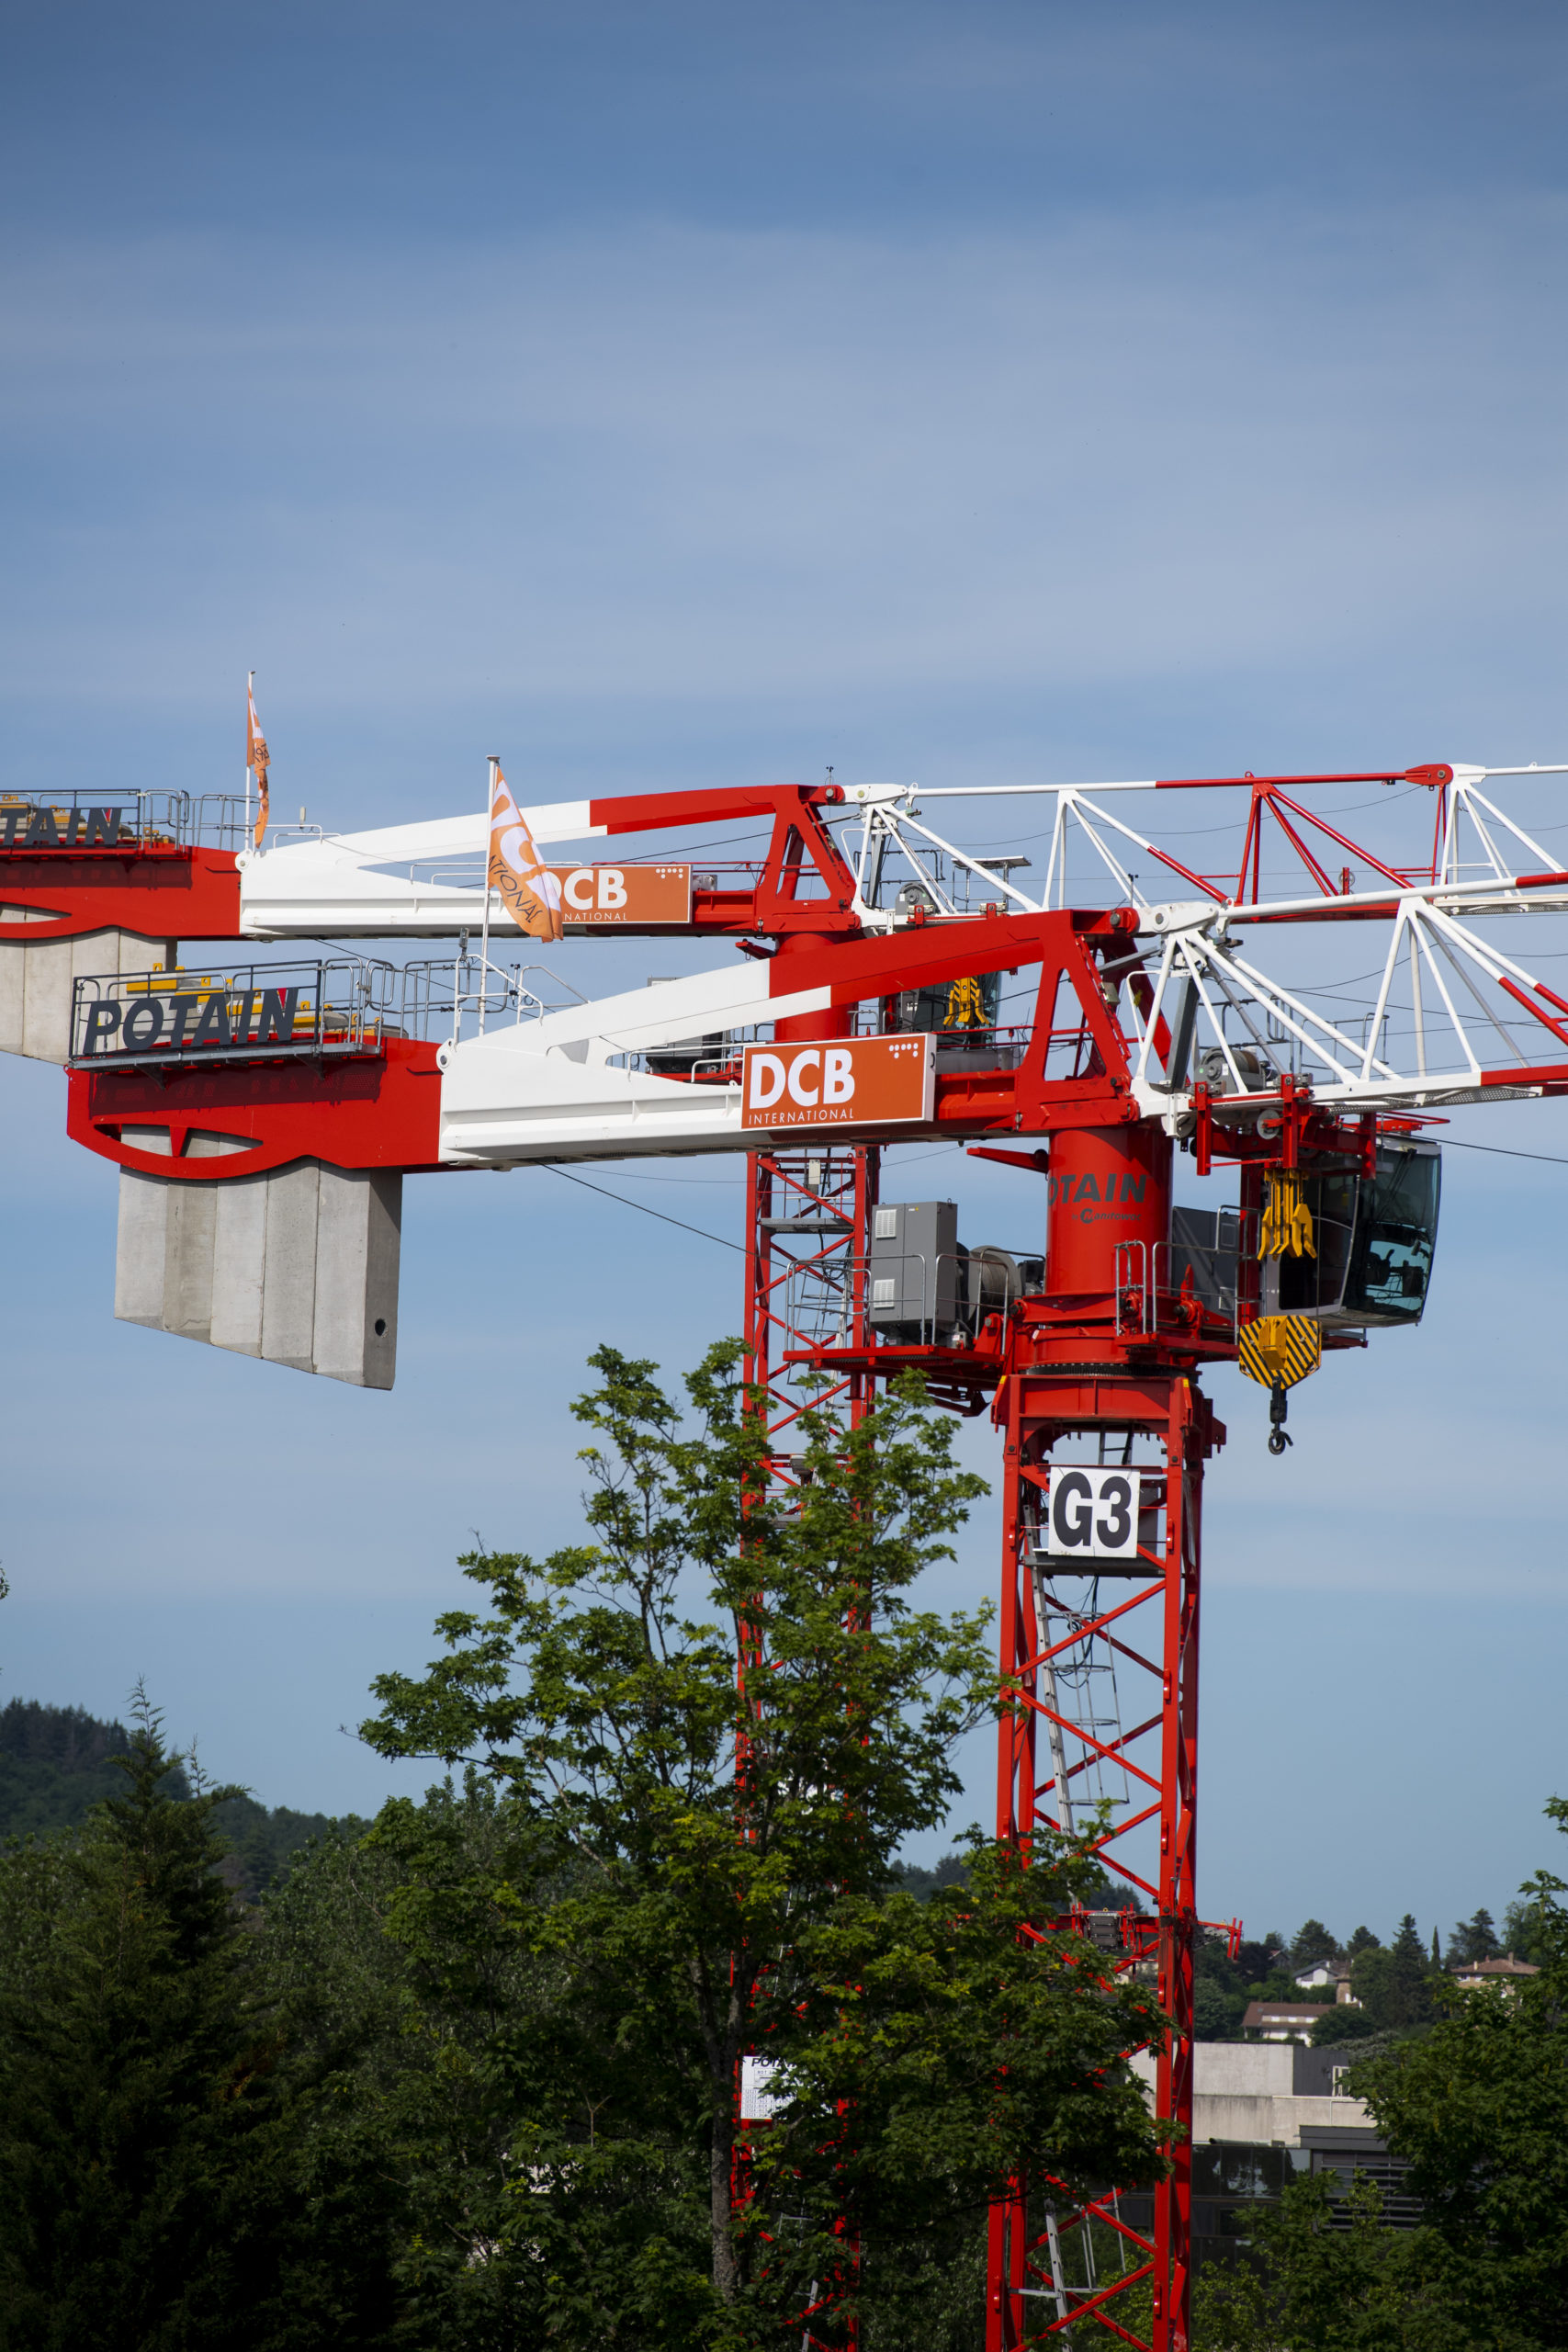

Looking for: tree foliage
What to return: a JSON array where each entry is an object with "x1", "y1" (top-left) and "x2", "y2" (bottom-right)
[
  {"x1": 1446, "y1": 1905, "x2": 1501, "y2": 1966},
  {"x1": 1199, "y1": 1798, "x2": 1568, "y2": 2352},
  {"x1": 0, "y1": 1692, "x2": 394, "y2": 2351},
  {"x1": 0, "y1": 1698, "x2": 352, "y2": 1897},
  {"x1": 1288, "y1": 1917, "x2": 1339, "y2": 1971},
  {"x1": 358, "y1": 1341, "x2": 1168, "y2": 2346},
  {"x1": 5, "y1": 1357, "x2": 1567, "y2": 2350},
  {"x1": 1348, "y1": 1914, "x2": 1438, "y2": 2032}
]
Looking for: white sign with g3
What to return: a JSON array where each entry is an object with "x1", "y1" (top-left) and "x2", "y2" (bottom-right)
[{"x1": 1044, "y1": 1466, "x2": 1141, "y2": 1562}]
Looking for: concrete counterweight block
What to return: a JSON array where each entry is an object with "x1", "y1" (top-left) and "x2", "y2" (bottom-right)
[
  {"x1": 0, "y1": 929, "x2": 177, "y2": 1062},
  {"x1": 115, "y1": 1159, "x2": 401, "y2": 1389}
]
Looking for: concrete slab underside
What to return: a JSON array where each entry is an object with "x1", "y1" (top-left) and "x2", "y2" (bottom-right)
[
  {"x1": 115, "y1": 1159, "x2": 401, "y2": 1389},
  {"x1": 0, "y1": 930, "x2": 176, "y2": 1063}
]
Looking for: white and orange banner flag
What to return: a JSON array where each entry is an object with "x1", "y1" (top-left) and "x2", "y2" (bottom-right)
[
  {"x1": 246, "y1": 674, "x2": 271, "y2": 851},
  {"x1": 488, "y1": 764, "x2": 564, "y2": 942}
]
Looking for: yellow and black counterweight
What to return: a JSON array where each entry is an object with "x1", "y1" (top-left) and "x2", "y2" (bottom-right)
[{"x1": 1238, "y1": 1312, "x2": 1321, "y2": 1455}]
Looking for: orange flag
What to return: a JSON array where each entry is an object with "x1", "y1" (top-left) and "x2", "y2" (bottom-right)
[
  {"x1": 247, "y1": 675, "x2": 270, "y2": 851},
  {"x1": 488, "y1": 764, "x2": 564, "y2": 942}
]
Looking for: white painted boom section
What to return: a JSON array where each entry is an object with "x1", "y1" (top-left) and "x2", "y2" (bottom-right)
[
  {"x1": 436, "y1": 965, "x2": 833, "y2": 1163},
  {"x1": 236, "y1": 800, "x2": 605, "y2": 938},
  {"x1": 440, "y1": 1046, "x2": 751, "y2": 1163}
]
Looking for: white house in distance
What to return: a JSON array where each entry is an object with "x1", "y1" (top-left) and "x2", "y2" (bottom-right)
[
  {"x1": 1451, "y1": 1953, "x2": 1539, "y2": 1993},
  {"x1": 1293, "y1": 1959, "x2": 1358, "y2": 2001},
  {"x1": 1243, "y1": 2000, "x2": 1337, "y2": 2041},
  {"x1": 1292, "y1": 1952, "x2": 1541, "y2": 2005}
]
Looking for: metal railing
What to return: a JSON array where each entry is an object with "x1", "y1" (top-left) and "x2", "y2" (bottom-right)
[
  {"x1": 864, "y1": 1246, "x2": 971, "y2": 1346},
  {"x1": 68, "y1": 950, "x2": 588, "y2": 1069},
  {"x1": 70, "y1": 959, "x2": 384, "y2": 1069},
  {"x1": 1114, "y1": 1210, "x2": 1250, "y2": 1339},
  {"x1": 397, "y1": 949, "x2": 587, "y2": 1045},
  {"x1": 0, "y1": 789, "x2": 382, "y2": 855},
  {"x1": 0, "y1": 789, "x2": 255, "y2": 854},
  {"x1": 610, "y1": 1014, "x2": 1030, "y2": 1086},
  {"x1": 0, "y1": 790, "x2": 247, "y2": 855}
]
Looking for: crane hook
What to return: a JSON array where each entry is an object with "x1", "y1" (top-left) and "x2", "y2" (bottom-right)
[{"x1": 1267, "y1": 1380, "x2": 1293, "y2": 1455}]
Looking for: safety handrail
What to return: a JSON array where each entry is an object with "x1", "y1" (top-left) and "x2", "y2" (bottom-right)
[{"x1": 66, "y1": 947, "x2": 589, "y2": 1067}]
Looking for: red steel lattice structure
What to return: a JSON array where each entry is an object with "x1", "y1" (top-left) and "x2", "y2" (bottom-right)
[
  {"x1": 737, "y1": 1139, "x2": 877, "y2": 2352},
  {"x1": 23, "y1": 755, "x2": 1568, "y2": 2347},
  {"x1": 984, "y1": 1338, "x2": 1218, "y2": 2345},
  {"x1": 786, "y1": 1103, "x2": 1243, "y2": 2350}
]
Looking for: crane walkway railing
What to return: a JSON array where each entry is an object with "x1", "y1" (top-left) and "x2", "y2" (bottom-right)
[
  {"x1": 66, "y1": 951, "x2": 588, "y2": 1070},
  {"x1": 1, "y1": 789, "x2": 254, "y2": 854}
]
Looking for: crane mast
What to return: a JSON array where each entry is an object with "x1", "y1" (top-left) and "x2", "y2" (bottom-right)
[{"x1": 6, "y1": 751, "x2": 1568, "y2": 2349}]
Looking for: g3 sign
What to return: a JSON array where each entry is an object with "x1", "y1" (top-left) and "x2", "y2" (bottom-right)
[{"x1": 1044, "y1": 1465, "x2": 1142, "y2": 1563}]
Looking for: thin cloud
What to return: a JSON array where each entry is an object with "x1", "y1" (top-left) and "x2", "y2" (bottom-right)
[{"x1": 2, "y1": 198, "x2": 1565, "y2": 724}]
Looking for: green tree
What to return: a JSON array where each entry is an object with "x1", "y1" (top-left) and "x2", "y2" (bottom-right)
[
  {"x1": 0, "y1": 1696, "x2": 355, "y2": 1897},
  {"x1": 0, "y1": 1700, "x2": 142, "y2": 1839},
  {"x1": 1192, "y1": 1973, "x2": 1243, "y2": 2041},
  {"x1": 1390, "y1": 1912, "x2": 1438, "y2": 2024},
  {"x1": 1345, "y1": 1923, "x2": 1381, "y2": 1959},
  {"x1": 747, "y1": 1838, "x2": 1164, "y2": 2345},
  {"x1": 359, "y1": 1343, "x2": 1168, "y2": 2347},
  {"x1": 1350, "y1": 1915, "x2": 1436, "y2": 2031},
  {"x1": 1289, "y1": 1917, "x2": 1339, "y2": 1971},
  {"x1": 1191, "y1": 1931, "x2": 1249, "y2": 2040},
  {"x1": 1191, "y1": 2172, "x2": 1463, "y2": 2352},
  {"x1": 1309, "y1": 2004, "x2": 1383, "y2": 2046},
  {"x1": 1447, "y1": 1905, "x2": 1501, "y2": 1966},
  {"x1": 0, "y1": 1692, "x2": 395, "y2": 2350},
  {"x1": 1500, "y1": 1894, "x2": 1551, "y2": 1963},
  {"x1": 1344, "y1": 1802, "x2": 1568, "y2": 2347},
  {"x1": 261, "y1": 1779, "x2": 580, "y2": 2351},
  {"x1": 1198, "y1": 1799, "x2": 1568, "y2": 2351}
]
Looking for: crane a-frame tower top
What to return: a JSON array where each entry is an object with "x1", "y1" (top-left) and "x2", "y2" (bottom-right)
[{"x1": 6, "y1": 750, "x2": 1568, "y2": 2349}]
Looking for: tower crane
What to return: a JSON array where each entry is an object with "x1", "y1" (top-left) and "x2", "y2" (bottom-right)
[{"x1": 7, "y1": 751, "x2": 1568, "y2": 2349}]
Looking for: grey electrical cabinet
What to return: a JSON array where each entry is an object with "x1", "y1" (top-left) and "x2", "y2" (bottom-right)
[{"x1": 868, "y1": 1200, "x2": 961, "y2": 1341}]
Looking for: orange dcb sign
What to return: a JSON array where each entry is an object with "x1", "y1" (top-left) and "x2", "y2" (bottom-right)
[
  {"x1": 551, "y1": 863, "x2": 691, "y2": 924},
  {"x1": 740, "y1": 1034, "x2": 935, "y2": 1131}
]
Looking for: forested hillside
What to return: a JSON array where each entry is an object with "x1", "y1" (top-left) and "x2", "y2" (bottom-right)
[{"x1": 0, "y1": 1699, "x2": 353, "y2": 1898}]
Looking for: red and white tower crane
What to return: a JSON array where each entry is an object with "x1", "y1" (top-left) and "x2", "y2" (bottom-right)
[{"x1": 6, "y1": 752, "x2": 1568, "y2": 2348}]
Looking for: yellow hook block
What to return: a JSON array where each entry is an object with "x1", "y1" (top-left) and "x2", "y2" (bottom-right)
[{"x1": 1238, "y1": 1314, "x2": 1321, "y2": 1390}]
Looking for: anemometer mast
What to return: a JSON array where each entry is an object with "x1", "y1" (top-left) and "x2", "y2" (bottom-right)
[{"x1": 7, "y1": 750, "x2": 1568, "y2": 2350}]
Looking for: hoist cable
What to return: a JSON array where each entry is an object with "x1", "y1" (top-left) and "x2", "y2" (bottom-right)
[
  {"x1": 539, "y1": 1163, "x2": 747, "y2": 1252},
  {"x1": 1441, "y1": 1137, "x2": 1568, "y2": 1169}
]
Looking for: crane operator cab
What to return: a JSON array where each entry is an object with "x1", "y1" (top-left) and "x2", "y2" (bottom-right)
[{"x1": 1262, "y1": 1139, "x2": 1441, "y2": 1328}]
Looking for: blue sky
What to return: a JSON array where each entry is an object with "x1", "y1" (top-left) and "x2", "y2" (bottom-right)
[{"x1": 4, "y1": 0, "x2": 1568, "y2": 1948}]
